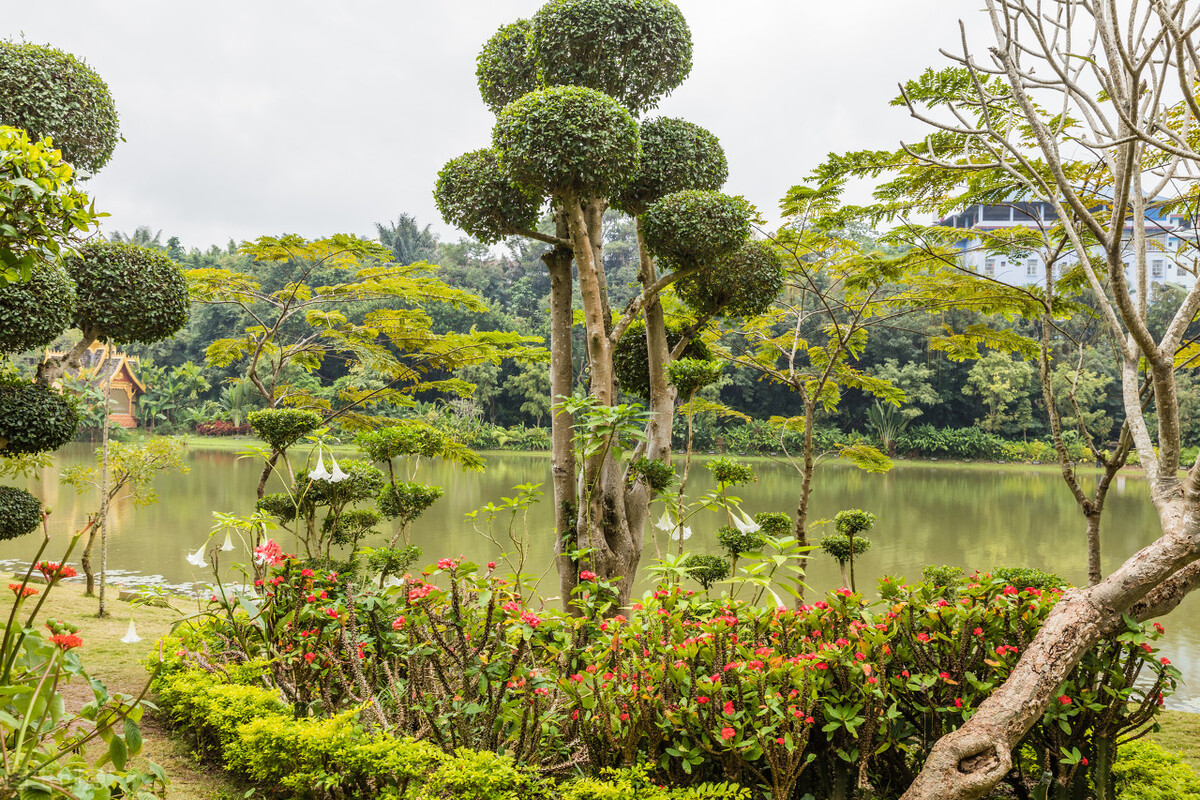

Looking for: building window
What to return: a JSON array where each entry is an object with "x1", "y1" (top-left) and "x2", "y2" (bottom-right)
[
  {"x1": 1026, "y1": 259, "x2": 1038, "y2": 276},
  {"x1": 982, "y1": 205, "x2": 1012, "y2": 221},
  {"x1": 984, "y1": 258, "x2": 996, "y2": 276},
  {"x1": 1152, "y1": 260, "x2": 1164, "y2": 278}
]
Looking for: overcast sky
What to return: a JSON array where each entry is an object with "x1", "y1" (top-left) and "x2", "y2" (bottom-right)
[{"x1": 5, "y1": 1, "x2": 993, "y2": 251}]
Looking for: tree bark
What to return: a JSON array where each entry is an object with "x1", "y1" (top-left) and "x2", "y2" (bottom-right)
[{"x1": 793, "y1": 395, "x2": 816, "y2": 604}]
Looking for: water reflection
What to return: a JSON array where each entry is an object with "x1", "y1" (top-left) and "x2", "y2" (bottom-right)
[{"x1": 0, "y1": 444, "x2": 1194, "y2": 709}]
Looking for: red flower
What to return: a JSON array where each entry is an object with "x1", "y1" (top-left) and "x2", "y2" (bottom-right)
[
  {"x1": 8, "y1": 583, "x2": 37, "y2": 598},
  {"x1": 973, "y1": 627, "x2": 983, "y2": 636},
  {"x1": 723, "y1": 701, "x2": 734, "y2": 716},
  {"x1": 301, "y1": 568, "x2": 314, "y2": 578},
  {"x1": 776, "y1": 737, "x2": 785, "y2": 745},
  {"x1": 36, "y1": 562, "x2": 77, "y2": 581},
  {"x1": 579, "y1": 570, "x2": 597, "y2": 581},
  {"x1": 49, "y1": 633, "x2": 82, "y2": 650},
  {"x1": 521, "y1": 610, "x2": 542, "y2": 628},
  {"x1": 1161, "y1": 657, "x2": 1171, "y2": 665},
  {"x1": 1058, "y1": 695, "x2": 1071, "y2": 705},
  {"x1": 304, "y1": 652, "x2": 316, "y2": 664},
  {"x1": 619, "y1": 712, "x2": 629, "y2": 721},
  {"x1": 697, "y1": 696, "x2": 709, "y2": 704},
  {"x1": 436, "y1": 558, "x2": 454, "y2": 570},
  {"x1": 1081, "y1": 757, "x2": 1088, "y2": 766},
  {"x1": 720, "y1": 726, "x2": 735, "y2": 740},
  {"x1": 1153, "y1": 623, "x2": 1165, "y2": 634},
  {"x1": 391, "y1": 616, "x2": 406, "y2": 630},
  {"x1": 1003, "y1": 586, "x2": 1018, "y2": 595},
  {"x1": 954, "y1": 698, "x2": 963, "y2": 708}
]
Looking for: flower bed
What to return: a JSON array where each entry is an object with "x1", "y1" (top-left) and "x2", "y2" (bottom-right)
[{"x1": 154, "y1": 556, "x2": 1179, "y2": 800}]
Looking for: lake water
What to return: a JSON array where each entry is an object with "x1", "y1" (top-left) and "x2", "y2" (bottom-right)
[{"x1": 2, "y1": 443, "x2": 1196, "y2": 710}]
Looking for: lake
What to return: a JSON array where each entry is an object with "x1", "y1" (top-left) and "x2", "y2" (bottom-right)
[{"x1": 2, "y1": 442, "x2": 1196, "y2": 710}]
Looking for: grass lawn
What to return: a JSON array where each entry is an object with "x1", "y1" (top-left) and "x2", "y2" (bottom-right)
[
  {"x1": 1154, "y1": 710, "x2": 1200, "y2": 771},
  {"x1": 2, "y1": 576, "x2": 240, "y2": 800}
]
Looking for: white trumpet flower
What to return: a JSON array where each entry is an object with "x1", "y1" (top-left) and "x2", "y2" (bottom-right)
[
  {"x1": 185, "y1": 544, "x2": 208, "y2": 568},
  {"x1": 120, "y1": 619, "x2": 141, "y2": 644},
  {"x1": 655, "y1": 511, "x2": 675, "y2": 532},
  {"x1": 733, "y1": 511, "x2": 761, "y2": 536},
  {"x1": 328, "y1": 453, "x2": 348, "y2": 483},
  {"x1": 220, "y1": 530, "x2": 235, "y2": 551},
  {"x1": 680, "y1": 525, "x2": 693, "y2": 541},
  {"x1": 309, "y1": 449, "x2": 331, "y2": 481}
]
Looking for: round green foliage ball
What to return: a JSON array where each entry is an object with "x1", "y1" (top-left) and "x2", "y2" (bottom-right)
[
  {"x1": 834, "y1": 508, "x2": 876, "y2": 537},
  {"x1": 627, "y1": 456, "x2": 675, "y2": 491},
  {"x1": 532, "y1": 0, "x2": 692, "y2": 115},
  {"x1": 706, "y1": 456, "x2": 755, "y2": 487},
  {"x1": 613, "y1": 322, "x2": 710, "y2": 399},
  {"x1": 682, "y1": 553, "x2": 729, "y2": 590},
  {"x1": 613, "y1": 117, "x2": 727, "y2": 214},
  {"x1": 667, "y1": 357, "x2": 723, "y2": 399},
  {"x1": 435, "y1": 149, "x2": 542, "y2": 245},
  {"x1": 0, "y1": 485, "x2": 42, "y2": 541},
  {"x1": 69, "y1": 242, "x2": 189, "y2": 344},
  {"x1": 493, "y1": 85, "x2": 640, "y2": 198},
  {"x1": 641, "y1": 190, "x2": 751, "y2": 269},
  {"x1": 819, "y1": 533, "x2": 871, "y2": 565},
  {"x1": 0, "y1": 41, "x2": 120, "y2": 173},
  {"x1": 716, "y1": 525, "x2": 766, "y2": 558},
  {"x1": 377, "y1": 481, "x2": 445, "y2": 525},
  {"x1": 476, "y1": 20, "x2": 540, "y2": 115},
  {"x1": 675, "y1": 239, "x2": 784, "y2": 319},
  {"x1": 248, "y1": 409, "x2": 322, "y2": 452},
  {"x1": 0, "y1": 261, "x2": 75, "y2": 354},
  {"x1": 306, "y1": 459, "x2": 385, "y2": 507},
  {"x1": 358, "y1": 421, "x2": 449, "y2": 462},
  {"x1": 0, "y1": 380, "x2": 79, "y2": 456},
  {"x1": 753, "y1": 512, "x2": 792, "y2": 538}
]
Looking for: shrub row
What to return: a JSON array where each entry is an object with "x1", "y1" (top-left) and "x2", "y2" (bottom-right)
[
  {"x1": 195, "y1": 420, "x2": 252, "y2": 436},
  {"x1": 153, "y1": 667, "x2": 748, "y2": 800}
]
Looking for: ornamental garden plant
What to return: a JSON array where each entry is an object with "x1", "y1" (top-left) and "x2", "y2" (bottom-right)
[{"x1": 155, "y1": 558, "x2": 1180, "y2": 800}]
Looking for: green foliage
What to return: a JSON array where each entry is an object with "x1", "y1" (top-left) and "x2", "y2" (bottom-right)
[
  {"x1": 681, "y1": 553, "x2": 730, "y2": 589},
  {"x1": 705, "y1": 456, "x2": 755, "y2": 486},
  {"x1": 1111, "y1": 739, "x2": 1200, "y2": 800},
  {"x1": 68, "y1": 241, "x2": 189, "y2": 344},
  {"x1": 922, "y1": 564, "x2": 965, "y2": 587},
  {"x1": 716, "y1": 524, "x2": 766, "y2": 558},
  {"x1": 256, "y1": 492, "x2": 297, "y2": 523},
  {"x1": 531, "y1": 0, "x2": 692, "y2": 116},
  {"x1": 418, "y1": 748, "x2": 548, "y2": 800},
  {"x1": 476, "y1": 20, "x2": 539, "y2": 115},
  {"x1": 0, "y1": 260, "x2": 74, "y2": 353},
  {"x1": 434, "y1": 149, "x2": 542, "y2": 245},
  {"x1": 248, "y1": 408, "x2": 322, "y2": 452},
  {"x1": 363, "y1": 544, "x2": 422, "y2": 580},
  {"x1": 667, "y1": 357, "x2": 723, "y2": 400},
  {"x1": 358, "y1": 420, "x2": 484, "y2": 470},
  {"x1": 0, "y1": 41, "x2": 120, "y2": 173},
  {"x1": 640, "y1": 190, "x2": 751, "y2": 270},
  {"x1": 628, "y1": 456, "x2": 675, "y2": 491},
  {"x1": 894, "y1": 424, "x2": 1008, "y2": 460},
  {"x1": 377, "y1": 481, "x2": 445, "y2": 525},
  {"x1": 0, "y1": 125, "x2": 98, "y2": 283},
  {"x1": 0, "y1": 484, "x2": 41, "y2": 540},
  {"x1": 991, "y1": 565, "x2": 1066, "y2": 591},
  {"x1": 752, "y1": 511, "x2": 792, "y2": 538},
  {"x1": 612, "y1": 116, "x2": 727, "y2": 214},
  {"x1": 833, "y1": 508, "x2": 876, "y2": 537},
  {"x1": 674, "y1": 239, "x2": 784, "y2": 319},
  {"x1": 963, "y1": 351, "x2": 1036, "y2": 435},
  {"x1": 818, "y1": 532, "x2": 871, "y2": 564},
  {"x1": 493, "y1": 85, "x2": 640, "y2": 198},
  {"x1": 0, "y1": 379, "x2": 79, "y2": 455},
  {"x1": 613, "y1": 323, "x2": 711, "y2": 399}
]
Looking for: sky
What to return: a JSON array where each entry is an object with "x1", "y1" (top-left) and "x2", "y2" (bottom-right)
[{"x1": 4, "y1": 1, "x2": 994, "y2": 251}]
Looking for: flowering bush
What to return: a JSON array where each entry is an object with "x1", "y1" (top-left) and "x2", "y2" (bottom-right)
[{"x1": 164, "y1": 560, "x2": 1179, "y2": 800}]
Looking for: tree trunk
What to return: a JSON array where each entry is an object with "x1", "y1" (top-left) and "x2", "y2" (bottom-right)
[
  {"x1": 80, "y1": 527, "x2": 98, "y2": 596},
  {"x1": 793, "y1": 395, "x2": 816, "y2": 604},
  {"x1": 546, "y1": 207, "x2": 581, "y2": 609},
  {"x1": 97, "y1": 374, "x2": 111, "y2": 617}
]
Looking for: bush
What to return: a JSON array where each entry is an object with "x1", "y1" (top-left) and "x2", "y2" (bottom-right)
[
  {"x1": 195, "y1": 420, "x2": 251, "y2": 436},
  {"x1": 0, "y1": 379, "x2": 79, "y2": 455},
  {"x1": 1112, "y1": 739, "x2": 1200, "y2": 800},
  {"x1": 0, "y1": 485, "x2": 42, "y2": 540},
  {"x1": 68, "y1": 241, "x2": 189, "y2": 344},
  {"x1": 249, "y1": 408, "x2": 322, "y2": 451},
  {"x1": 0, "y1": 261, "x2": 75, "y2": 354}
]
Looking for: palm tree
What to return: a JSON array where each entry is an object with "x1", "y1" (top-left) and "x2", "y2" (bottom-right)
[
  {"x1": 375, "y1": 213, "x2": 437, "y2": 265},
  {"x1": 109, "y1": 225, "x2": 165, "y2": 249}
]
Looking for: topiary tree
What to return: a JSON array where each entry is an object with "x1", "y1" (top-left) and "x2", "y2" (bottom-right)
[
  {"x1": 824, "y1": 509, "x2": 877, "y2": 592},
  {"x1": 438, "y1": 0, "x2": 771, "y2": 610},
  {"x1": 0, "y1": 261, "x2": 75, "y2": 353},
  {"x1": 675, "y1": 239, "x2": 786, "y2": 319},
  {"x1": 0, "y1": 41, "x2": 120, "y2": 173},
  {"x1": 0, "y1": 380, "x2": 79, "y2": 456},
  {"x1": 613, "y1": 322, "x2": 710, "y2": 399}
]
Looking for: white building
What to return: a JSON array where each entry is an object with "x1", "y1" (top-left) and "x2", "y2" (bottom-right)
[{"x1": 937, "y1": 201, "x2": 1196, "y2": 292}]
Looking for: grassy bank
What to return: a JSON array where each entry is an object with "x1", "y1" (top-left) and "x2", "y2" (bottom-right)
[{"x1": 1, "y1": 578, "x2": 240, "y2": 800}]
